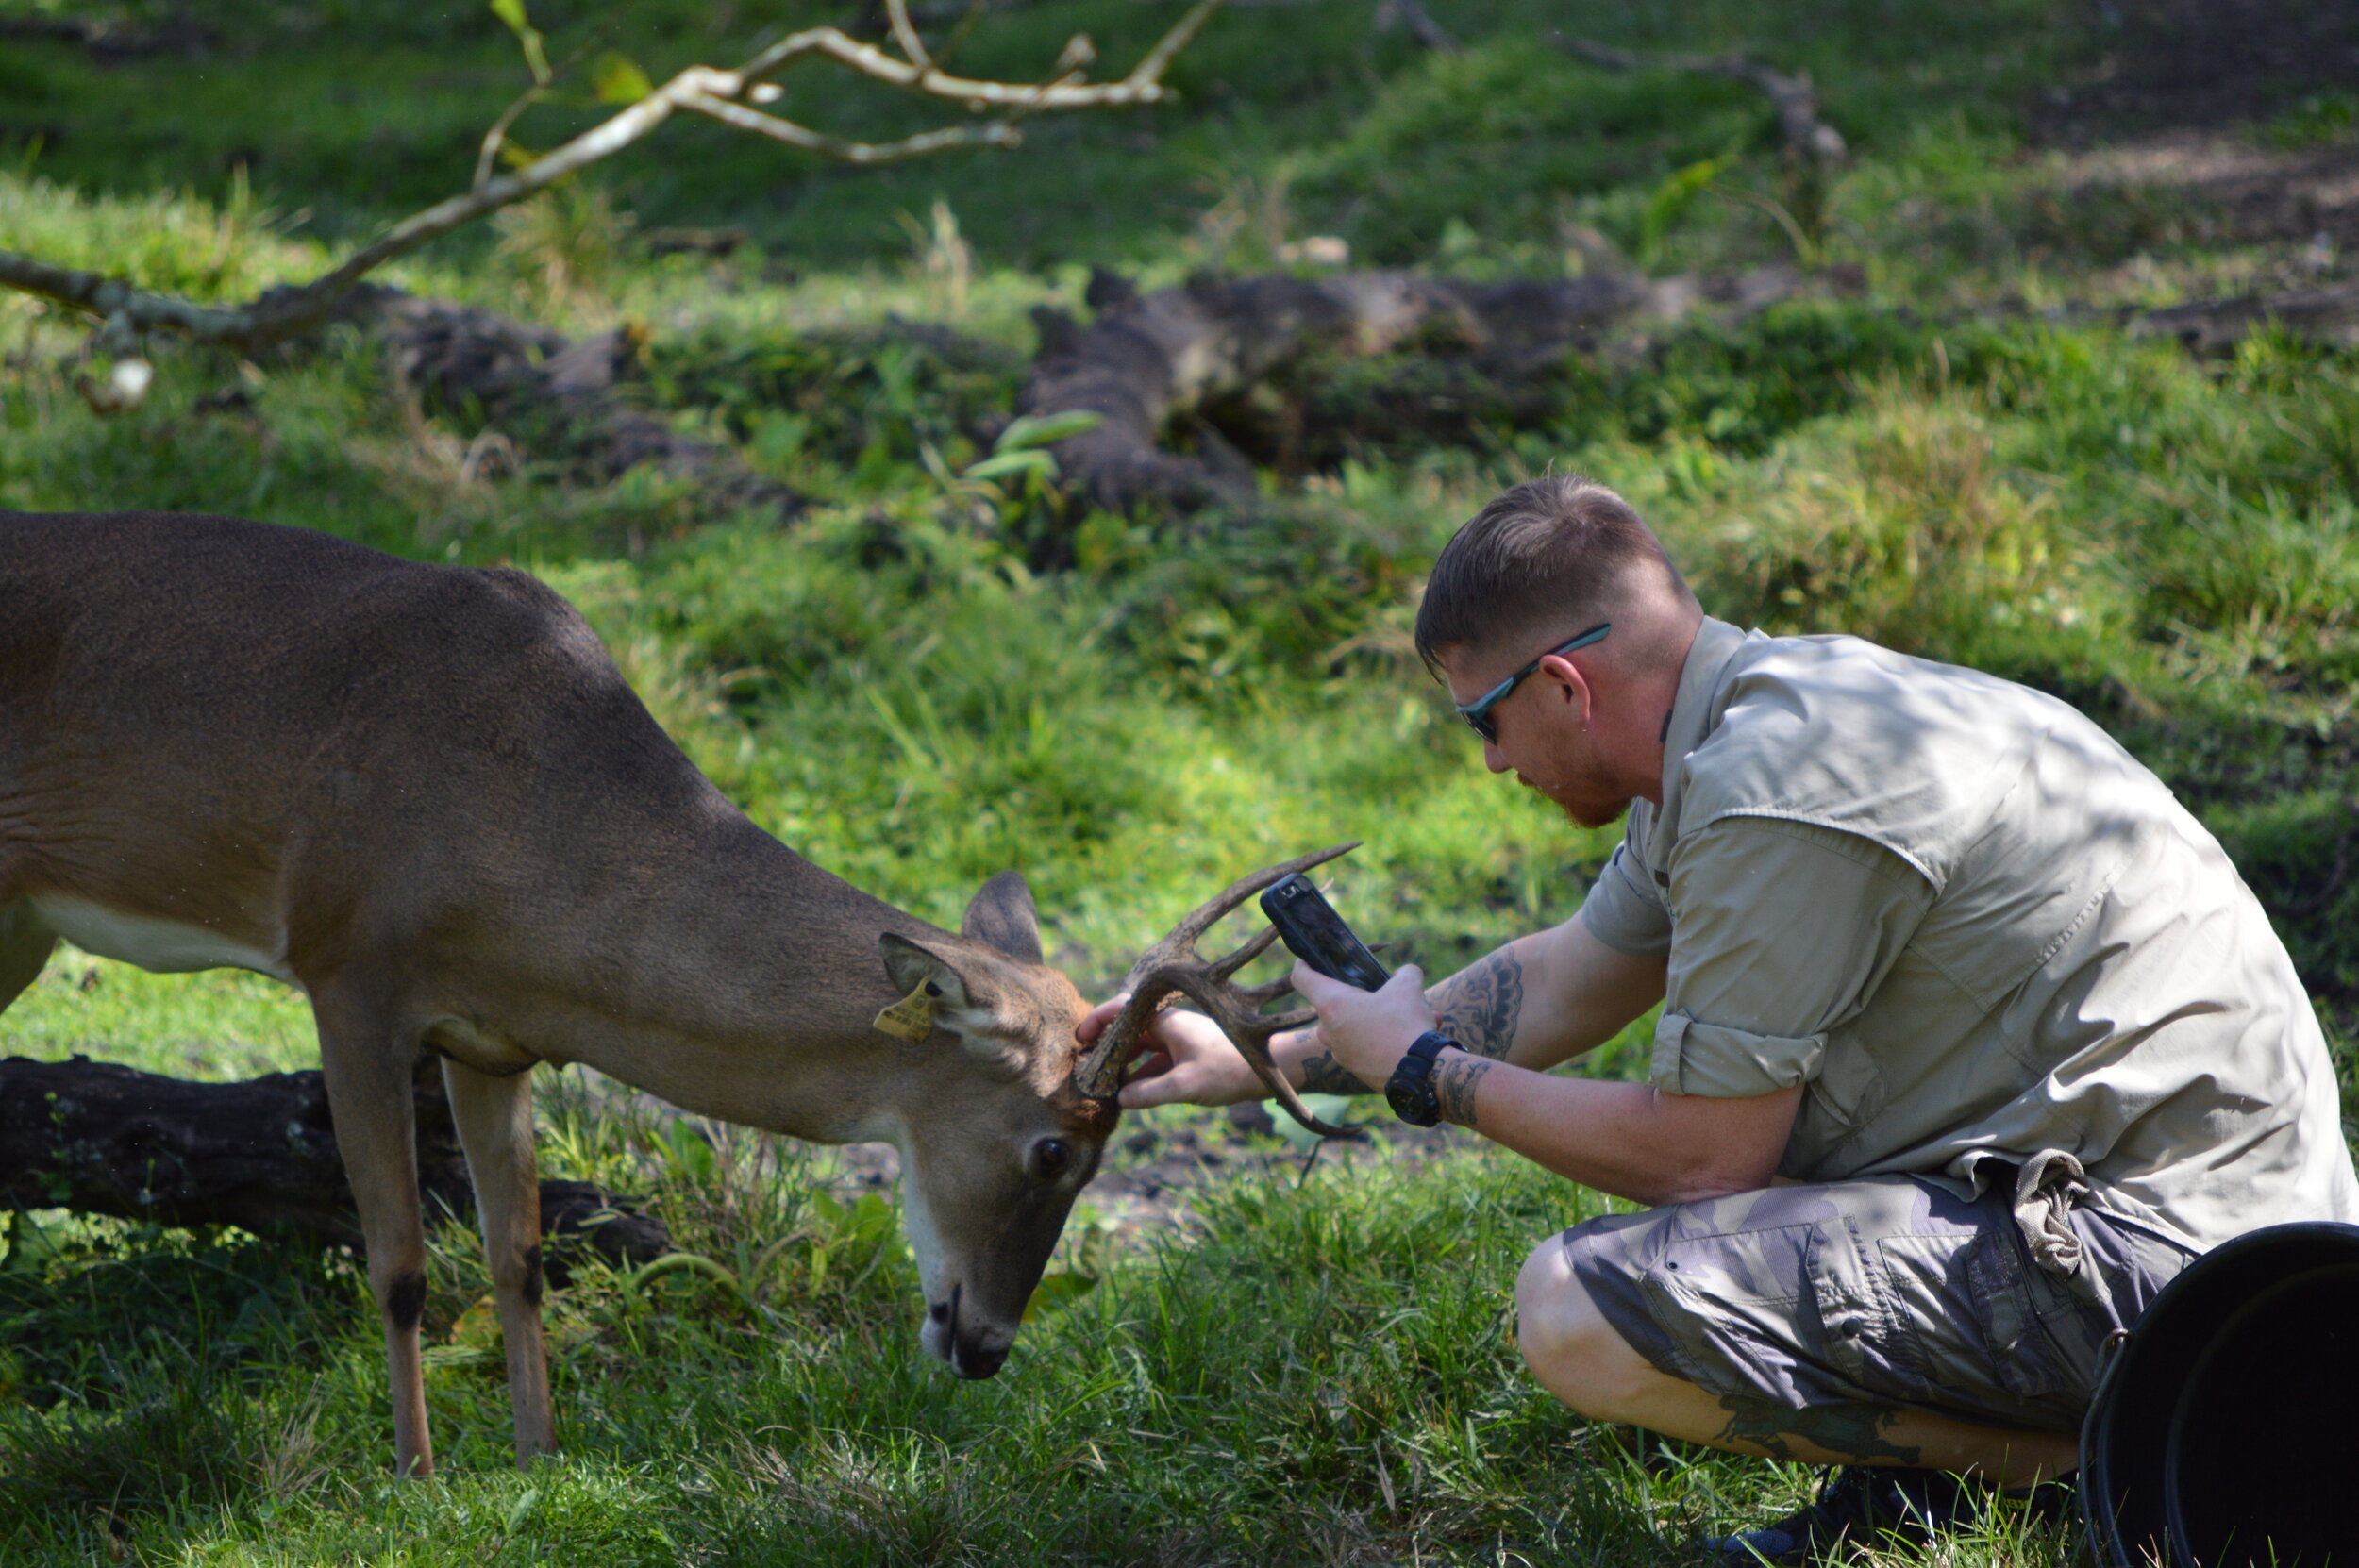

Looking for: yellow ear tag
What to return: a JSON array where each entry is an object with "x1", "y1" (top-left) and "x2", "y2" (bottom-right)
[{"x1": 873, "y1": 981, "x2": 939, "y2": 1043}]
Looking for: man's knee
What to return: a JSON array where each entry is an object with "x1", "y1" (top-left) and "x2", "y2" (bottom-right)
[{"x1": 1514, "y1": 1233, "x2": 1659, "y2": 1421}]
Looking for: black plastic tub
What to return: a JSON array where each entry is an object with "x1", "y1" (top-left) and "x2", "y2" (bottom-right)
[{"x1": 2083, "y1": 1220, "x2": 2359, "y2": 1568}]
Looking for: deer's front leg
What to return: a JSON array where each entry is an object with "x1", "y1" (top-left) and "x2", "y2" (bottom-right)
[
  {"x1": 0, "y1": 899, "x2": 59, "y2": 1015},
  {"x1": 442, "y1": 1057, "x2": 555, "y2": 1464},
  {"x1": 313, "y1": 992, "x2": 435, "y2": 1477}
]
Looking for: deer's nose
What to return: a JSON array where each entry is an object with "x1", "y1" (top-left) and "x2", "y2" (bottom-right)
[{"x1": 950, "y1": 1333, "x2": 1009, "y2": 1379}]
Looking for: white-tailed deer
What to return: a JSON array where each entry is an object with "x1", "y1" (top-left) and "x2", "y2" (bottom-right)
[{"x1": 0, "y1": 509, "x2": 1342, "y2": 1476}]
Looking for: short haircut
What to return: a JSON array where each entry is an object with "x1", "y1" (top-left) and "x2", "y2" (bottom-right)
[{"x1": 1414, "y1": 475, "x2": 1694, "y2": 671}]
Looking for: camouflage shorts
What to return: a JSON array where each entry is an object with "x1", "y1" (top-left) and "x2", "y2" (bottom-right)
[{"x1": 1561, "y1": 1176, "x2": 2195, "y2": 1432}]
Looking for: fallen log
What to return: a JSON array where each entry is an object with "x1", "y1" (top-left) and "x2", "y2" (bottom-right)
[
  {"x1": 0, "y1": 11, "x2": 216, "y2": 59},
  {"x1": 345, "y1": 288, "x2": 802, "y2": 517},
  {"x1": 1015, "y1": 266, "x2": 1656, "y2": 515},
  {"x1": 1012, "y1": 263, "x2": 1822, "y2": 519},
  {"x1": 2128, "y1": 279, "x2": 2359, "y2": 354},
  {"x1": 0, "y1": 1054, "x2": 670, "y2": 1282}
]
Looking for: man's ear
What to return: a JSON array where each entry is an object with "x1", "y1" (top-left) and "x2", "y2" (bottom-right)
[
  {"x1": 879, "y1": 932, "x2": 977, "y2": 1011},
  {"x1": 962, "y1": 870, "x2": 1044, "y2": 965},
  {"x1": 1536, "y1": 653, "x2": 1595, "y2": 726}
]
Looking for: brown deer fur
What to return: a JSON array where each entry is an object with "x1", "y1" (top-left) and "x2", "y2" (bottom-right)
[{"x1": 0, "y1": 510, "x2": 1118, "y2": 1475}]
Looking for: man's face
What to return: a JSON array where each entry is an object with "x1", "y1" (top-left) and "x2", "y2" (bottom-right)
[{"x1": 1438, "y1": 640, "x2": 1632, "y2": 830}]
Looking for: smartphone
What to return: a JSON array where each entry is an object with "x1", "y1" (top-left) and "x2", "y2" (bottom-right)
[{"x1": 1259, "y1": 874, "x2": 1391, "y2": 992}]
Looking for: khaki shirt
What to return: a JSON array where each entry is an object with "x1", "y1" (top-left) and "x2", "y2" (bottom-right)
[{"x1": 1581, "y1": 618, "x2": 2359, "y2": 1252}]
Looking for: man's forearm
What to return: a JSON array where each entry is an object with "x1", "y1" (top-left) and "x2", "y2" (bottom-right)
[
  {"x1": 1277, "y1": 943, "x2": 1528, "y2": 1093},
  {"x1": 1434, "y1": 1059, "x2": 1799, "y2": 1206},
  {"x1": 1431, "y1": 943, "x2": 1528, "y2": 1058},
  {"x1": 1274, "y1": 920, "x2": 1665, "y2": 1094},
  {"x1": 1282, "y1": 1029, "x2": 1380, "y2": 1094}
]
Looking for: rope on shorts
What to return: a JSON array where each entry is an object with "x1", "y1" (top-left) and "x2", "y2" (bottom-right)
[{"x1": 2009, "y1": 1150, "x2": 2133, "y2": 1353}]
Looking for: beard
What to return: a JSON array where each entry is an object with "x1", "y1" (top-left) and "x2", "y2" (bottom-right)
[{"x1": 1515, "y1": 756, "x2": 1631, "y2": 830}]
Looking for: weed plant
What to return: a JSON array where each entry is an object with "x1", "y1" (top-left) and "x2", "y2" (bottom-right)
[{"x1": 1, "y1": 0, "x2": 2355, "y2": 1560}]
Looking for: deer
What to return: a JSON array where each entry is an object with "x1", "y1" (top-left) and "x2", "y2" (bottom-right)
[{"x1": 0, "y1": 508, "x2": 1347, "y2": 1477}]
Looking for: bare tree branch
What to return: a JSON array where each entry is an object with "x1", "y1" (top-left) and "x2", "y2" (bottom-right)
[
  {"x1": 737, "y1": 0, "x2": 1219, "y2": 109},
  {"x1": 474, "y1": 82, "x2": 554, "y2": 194},
  {"x1": 1374, "y1": 0, "x2": 1461, "y2": 56},
  {"x1": 0, "y1": 0, "x2": 1227, "y2": 393},
  {"x1": 678, "y1": 93, "x2": 1018, "y2": 161},
  {"x1": 886, "y1": 0, "x2": 937, "y2": 72},
  {"x1": 1554, "y1": 35, "x2": 1846, "y2": 167}
]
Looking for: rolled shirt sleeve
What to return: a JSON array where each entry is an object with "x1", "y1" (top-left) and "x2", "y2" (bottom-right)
[
  {"x1": 1579, "y1": 838, "x2": 1675, "y2": 958},
  {"x1": 1649, "y1": 816, "x2": 1934, "y2": 1098}
]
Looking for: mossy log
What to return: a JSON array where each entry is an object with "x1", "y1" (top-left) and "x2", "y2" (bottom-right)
[
  {"x1": 0, "y1": 1054, "x2": 669, "y2": 1278},
  {"x1": 1012, "y1": 264, "x2": 1815, "y2": 516},
  {"x1": 2129, "y1": 280, "x2": 2359, "y2": 355},
  {"x1": 351, "y1": 288, "x2": 802, "y2": 517}
]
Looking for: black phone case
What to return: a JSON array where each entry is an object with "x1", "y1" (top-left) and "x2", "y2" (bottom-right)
[{"x1": 1258, "y1": 875, "x2": 1390, "y2": 992}]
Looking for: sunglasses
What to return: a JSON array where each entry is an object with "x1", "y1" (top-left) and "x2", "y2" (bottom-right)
[{"x1": 1453, "y1": 622, "x2": 1612, "y2": 742}]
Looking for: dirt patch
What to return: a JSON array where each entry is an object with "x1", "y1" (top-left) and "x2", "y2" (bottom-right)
[
  {"x1": 822, "y1": 1104, "x2": 1482, "y2": 1238},
  {"x1": 2052, "y1": 131, "x2": 2359, "y2": 251},
  {"x1": 2037, "y1": 0, "x2": 2359, "y2": 141}
]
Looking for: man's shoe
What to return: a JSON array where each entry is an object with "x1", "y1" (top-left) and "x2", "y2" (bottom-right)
[{"x1": 1696, "y1": 1466, "x2": 1988, "y2": 1566}]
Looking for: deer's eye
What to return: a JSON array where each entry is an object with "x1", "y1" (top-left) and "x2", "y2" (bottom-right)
[{"x1": 1031, "y1": 1138, "x2": 1073, "y2": 1180}]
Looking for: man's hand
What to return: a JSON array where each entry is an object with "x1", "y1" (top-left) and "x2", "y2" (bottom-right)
[
  {"x1": 1292, "y1": 960, "x2": 1436, "y2": 1090},
  {"x1": 1074, "y1": 994, "x2": 1268, "y2": 1109}
]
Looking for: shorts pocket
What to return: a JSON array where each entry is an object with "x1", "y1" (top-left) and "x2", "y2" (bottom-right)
[
  {"x1": 1965, "y1": 1228, "x2": 2069, "y2": 1400},
  {"x1": 1812, "y1": 1220, "x2": 2072, "y2": 1410},
  {"x1": 1865, "y1": 1229, "x2": 2068, "y2": 1405},
  {"x1": 1874, "y1": 1230, "x2": 2065, "y2": 1403},
  {"x1": 1805, "y1": 1217, "x2": 1906, "y2": 1398},
  {"x1": 1636, "y1": 1221, "x2": 1820, "y2": 1407}
]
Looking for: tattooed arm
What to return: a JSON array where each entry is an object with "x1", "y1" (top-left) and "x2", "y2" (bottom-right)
[
  {"x1": 1086, "y1": 911, "x2": 1666, "y2": 1109},
  {"x1": 1288, "y1": 943, "x2": 1529, "y2": 1094},
  {"x1": 1430, "y1": 947, "x2": 1526, "y2": 1059},
  {"x1": 1433, "y1": 1052, "x2": 1493, "y2": 1127},
  {"x1": 1297, "y1": 954, "x2": 1803, "y2": 1200},
  {"x1": 1292, "y1": 915, "x2": 1667, "y2": 1091}
]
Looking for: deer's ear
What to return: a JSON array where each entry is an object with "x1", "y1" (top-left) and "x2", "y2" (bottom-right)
[
  {"x1": 962, "y1": 870, "x2": 1044, "y2": 966},
  {"x1": 878, "y1": 933, "x2": 1023, "y2": 1072},
  {"x1": 879, "y1": 933, "x2": 977, "y2": 1011}
]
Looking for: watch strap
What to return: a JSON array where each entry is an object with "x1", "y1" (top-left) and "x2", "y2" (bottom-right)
[
  {"x1": 1386, "y1": 1031, "x2": 1460, "y2": 1126},
  {"x1": 1401, "y1": 1031, "x2": 1456, "y2": 1074}
]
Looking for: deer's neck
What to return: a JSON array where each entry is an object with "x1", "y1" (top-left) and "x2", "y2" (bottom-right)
[{"x1": 458, "y1": 805, "x2": 946, "y2": 1144}]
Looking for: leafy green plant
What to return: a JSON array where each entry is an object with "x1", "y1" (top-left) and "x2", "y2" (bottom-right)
[{"x1": 1639, "y1": 153, "x2": 1733, "y2": 269}]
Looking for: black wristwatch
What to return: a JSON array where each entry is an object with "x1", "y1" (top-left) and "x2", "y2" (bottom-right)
[{"x1": 1385, "y1": 1031, "x2": 1461, "y2": 1126}]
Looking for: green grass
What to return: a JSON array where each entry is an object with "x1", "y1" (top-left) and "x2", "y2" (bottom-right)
[
  {"x1": 0, "y1": 1140, "x2": 1665, "y2": 1565},
  {"x1": 2, "y1": 957, "x2": 313, "y2": 1079},
  {"x1": 2, "y1": 0, "x2": 2355, "y2": 1560}
]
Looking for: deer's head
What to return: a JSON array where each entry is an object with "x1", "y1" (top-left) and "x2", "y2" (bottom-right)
[
  {"x1": 876, "y1": 871, "x2": 1112, "y2": 1379},
  {"x1": 876, "y1": 846, "x2": 1357, "y2": 1379}
]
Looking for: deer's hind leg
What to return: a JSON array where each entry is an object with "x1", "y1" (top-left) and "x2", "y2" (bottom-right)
[
  {"x1": 311, "y1": 981, "x2": 436, "y2": 1478},
  {"x1": 0, "y1": 900, "x2": 58, "y2": 1016},
  {"x1": 441, "y1": 1057, "x2": 554, "y2": 1463}
]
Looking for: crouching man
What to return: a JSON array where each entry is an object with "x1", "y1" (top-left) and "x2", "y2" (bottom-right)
[{"x1": 1080, "y1": 475, "x2": 2359, "y2": 1561}]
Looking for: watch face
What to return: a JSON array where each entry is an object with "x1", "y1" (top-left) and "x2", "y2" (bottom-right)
[{"x1": 1386, "y1": 1077, "x2": 1435, "y2": 1126}]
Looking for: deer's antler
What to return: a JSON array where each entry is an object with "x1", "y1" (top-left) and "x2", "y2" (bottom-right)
[{"x1": 1074, "y1": 842, "x2": 1361, "y2": 1139}]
